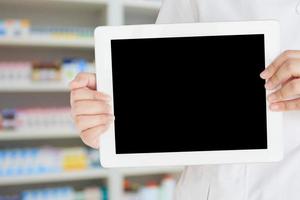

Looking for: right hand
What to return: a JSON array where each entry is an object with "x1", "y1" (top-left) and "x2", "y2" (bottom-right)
[{"x1": 70, "y1": 72, "x2": 113, "y2": 149}]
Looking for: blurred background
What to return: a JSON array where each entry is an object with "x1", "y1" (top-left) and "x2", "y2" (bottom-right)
[{"x1": 0, "y1": 0, "x2": 183, "y2": 200}]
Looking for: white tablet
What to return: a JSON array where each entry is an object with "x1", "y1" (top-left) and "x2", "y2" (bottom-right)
[{"x1": 95, "y1": 21, "x2": 283, "y2": 168}]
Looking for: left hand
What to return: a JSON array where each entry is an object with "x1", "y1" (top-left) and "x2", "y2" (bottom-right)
[{"x1": 260, "y1": 50, "x2": 300, "y2": 111}]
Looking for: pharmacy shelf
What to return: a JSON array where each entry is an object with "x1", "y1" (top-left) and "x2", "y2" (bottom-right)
[
  {"x1": 0, "y1": 131, "x2": 78, "y2": 141},
  {"x1": 120, "y1": 166, "x2": 184, "y2": 176},
  {"x1": 0, "y1": 37, "x2": 94, "y2": 49},
  {"x1": 124, "y1": 0, "x2": 161, "y2": 10},
  {"x1": 0, "y1": 169, "x2": 108, "y2": 186},
  {"x1": 0, "y1": 83, "x2": 68, "y2": 92}
]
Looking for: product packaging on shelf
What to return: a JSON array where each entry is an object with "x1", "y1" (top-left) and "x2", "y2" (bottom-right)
[
  {"x1": 0, "y1": 59, "x2": 94, "y2": 86},
  {"x1": 0, "y1": 146, "x2": 101, "y2": 177},
  {"x1": 0, "y1": 186, "x2": 108, "y2": 200},
  {"x1": 0, "y1": 107, "x2": 74, "y2": 132},
  {"x1": 0, "y1": 18, "x2": 93, "y2": 40},
  {"x1": 0, "y1": 19, "x2": 30, "y2": 37}
]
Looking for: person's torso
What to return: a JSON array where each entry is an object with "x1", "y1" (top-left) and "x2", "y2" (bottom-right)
[{"x1": 175, "y1": 1, "x2": 300, "y2": 200}]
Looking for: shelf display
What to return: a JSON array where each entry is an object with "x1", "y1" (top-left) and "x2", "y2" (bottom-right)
[
  {"x1": 0, "y1": 107, "x2": 74, "y2": 132},
  {"x1": 0, "y1": 59, "x2": 94, "y2": 86},
  {"x1": 0, "y1": 186, "x2": 108, "y2": 200},
  {"x1": 0, "y1": 146, "x2": 100, "y2": 177},
  {"x1": 0, "y1": 19, "x2": 93, "y2": 40}
]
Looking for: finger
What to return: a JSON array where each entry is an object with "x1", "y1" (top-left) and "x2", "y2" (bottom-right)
[
  {"x1": 69, "y1": 72, "x2": 97, "y2": 90},
  {"x1": 260, "y1": 50, "x2": 300, "y2": 79},
  {"x1": 265, "y1": 59, "x2": 300, "y2": 90},
  {"x1": 269, "y1": 98, "x2": 300, "y2": 111},
  {"x1": 70, "y1": 87, "x2": 110, "y2": 106},
  {"x1": 75, "y1": 114, "x2": 114, "y2": 132},
  {"x1": 268, "y1": 79, "x2": 300, "y2": 103},
  {"x1": 80, "y1": 124, "x2": 110, "y2": 149},
  {"x1": 73, "y1": 100, "x2": 112, "y2": 116}
]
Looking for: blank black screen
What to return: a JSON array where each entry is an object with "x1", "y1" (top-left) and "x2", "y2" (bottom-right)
[{"x1": 111, "y1": 34, "x2": 267, "y2": 154}]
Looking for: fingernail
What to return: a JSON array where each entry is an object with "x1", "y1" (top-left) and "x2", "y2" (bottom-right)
[
  {"x1": 268, "y1": 94, "x2": 278, "y2": 102},
  {"x1": 265, "y1": 81, "x2": 273, "y2": 90},
  {"x1": 260, "y1": 70, "x2": 268, "y2": 79},
  {"x1": 270, "y1": 103, "x2": 280, "y2": 111}
]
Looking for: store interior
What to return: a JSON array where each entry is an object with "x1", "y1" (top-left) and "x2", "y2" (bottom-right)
[{"x1": 0, "y1": 1, "x2": 183, "y2": 200}]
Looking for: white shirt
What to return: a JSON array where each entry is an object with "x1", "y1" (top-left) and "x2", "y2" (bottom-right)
[{"x1": 156, "y1": 1, "x2": 300, "y2": 200}]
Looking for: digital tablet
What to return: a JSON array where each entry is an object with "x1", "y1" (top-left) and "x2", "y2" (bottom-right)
[{"x1": 95, "y1": 21, "x2": 283, "y2": 167}]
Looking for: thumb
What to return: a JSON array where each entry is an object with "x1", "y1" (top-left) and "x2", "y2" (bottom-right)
[{"x1": 69, "y1": 72, "x2": 97, "y2": 90}]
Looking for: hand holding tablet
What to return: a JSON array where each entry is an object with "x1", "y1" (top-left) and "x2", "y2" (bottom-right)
[
  {"x1": 93, "y1": 21, "x2": 283, "y2": 167},
  {"x1": 69, "y1": 73, "x2": 113, "y2": 149}
]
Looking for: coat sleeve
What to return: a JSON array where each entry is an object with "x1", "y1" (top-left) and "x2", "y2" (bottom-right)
[{"x1": 156, "y1": 0, "x2": 200, "y2": 24}]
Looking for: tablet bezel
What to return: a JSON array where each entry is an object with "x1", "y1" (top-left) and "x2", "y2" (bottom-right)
[{"x1": 95, "y1": 21, "x2": 283, "y2": 167}]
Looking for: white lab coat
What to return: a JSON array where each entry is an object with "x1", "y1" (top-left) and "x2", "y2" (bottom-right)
[{"x1": 156, "y1": 0, "x2": 300, "y2": 200}]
